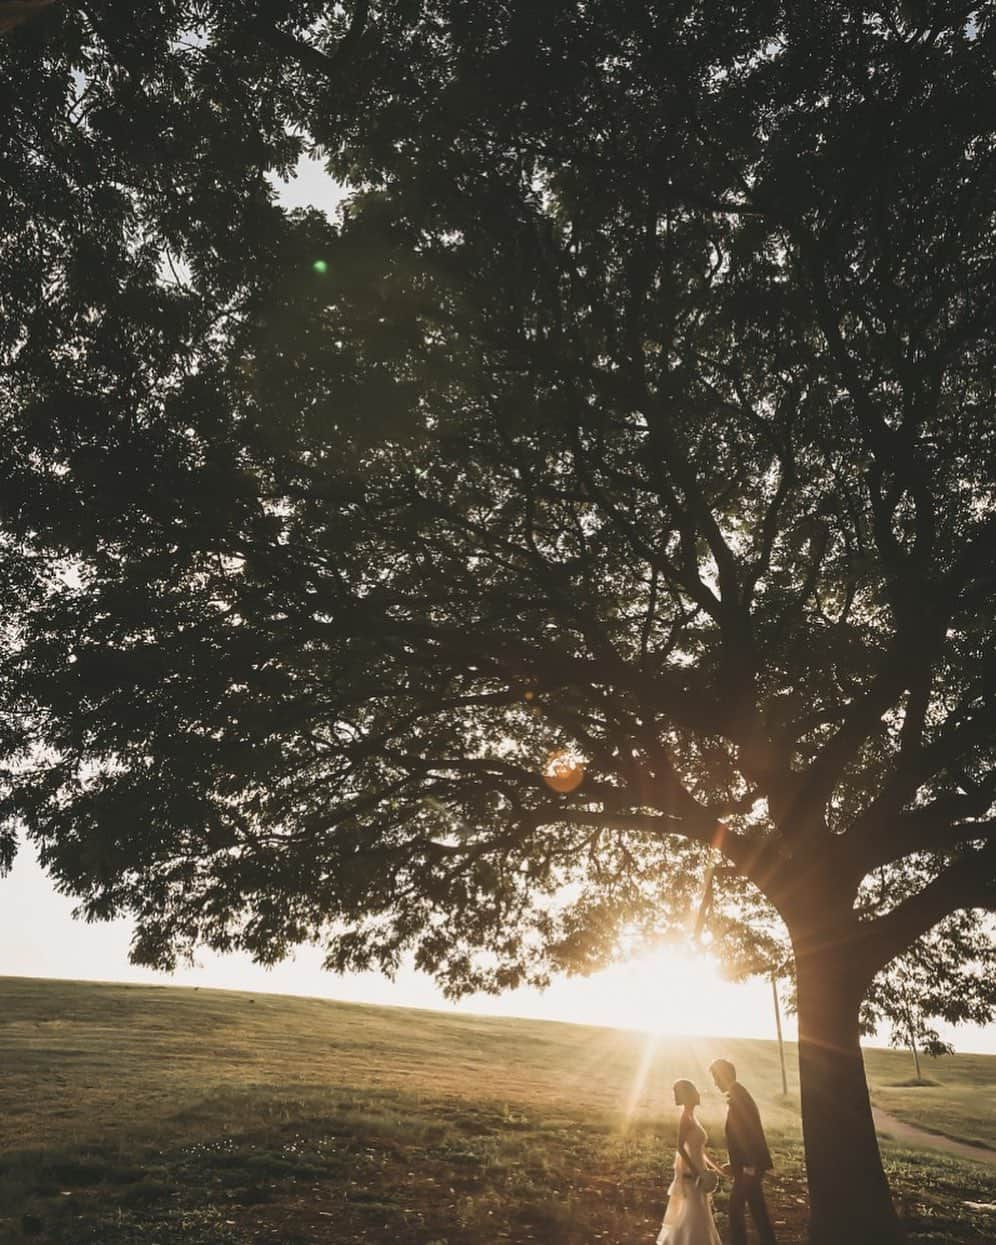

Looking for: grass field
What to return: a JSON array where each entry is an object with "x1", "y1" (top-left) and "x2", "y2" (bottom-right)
[{"x1": 1, "y1": 976, "x2": 993, "y2": 1243}]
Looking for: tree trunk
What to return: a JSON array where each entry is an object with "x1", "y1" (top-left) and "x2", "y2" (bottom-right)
[
  {"x1": 796, "y1": 952, "x2": 906, "y2": 1245},
  {"x1": 901, "y1": 992, "x2": 922, "y2": 1081}
]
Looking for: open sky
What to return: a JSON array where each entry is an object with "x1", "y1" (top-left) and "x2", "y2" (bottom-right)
[{"x1": 2, "y1": 156, "x2": 992, "y2": 1057}]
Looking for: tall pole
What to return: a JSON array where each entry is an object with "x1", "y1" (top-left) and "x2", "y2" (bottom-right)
[{"x1": 771, "y1": 972, "x2": 788, "y2": 1096}]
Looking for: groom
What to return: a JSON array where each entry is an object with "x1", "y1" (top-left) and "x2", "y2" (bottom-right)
[{"x1": 709, "y1": 1058, "x2": 777, "y2": 1245}]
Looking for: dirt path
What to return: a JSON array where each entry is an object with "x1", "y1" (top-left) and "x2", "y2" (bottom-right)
[{"x1": 873, "y1": 1107, "x2": 996, "y2": 1168}]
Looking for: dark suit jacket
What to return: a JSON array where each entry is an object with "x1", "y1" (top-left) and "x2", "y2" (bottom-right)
[{"x1": 725, "y1": 1082, "x2": 773, "y2": 1173}]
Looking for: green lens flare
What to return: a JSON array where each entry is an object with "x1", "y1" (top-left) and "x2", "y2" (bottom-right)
[{"x1": 312, "y1": 260, "x2": 328, "y2": 274}]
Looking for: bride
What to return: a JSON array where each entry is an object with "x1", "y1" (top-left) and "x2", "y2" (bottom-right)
[{"x1": 656, "y1": 1079, "x2": 724, "y2": 1245}]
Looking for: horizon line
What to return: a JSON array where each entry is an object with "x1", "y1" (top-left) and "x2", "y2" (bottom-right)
[{"x1": 4, "y1": 971, "x2": 993, "y2": 1058}]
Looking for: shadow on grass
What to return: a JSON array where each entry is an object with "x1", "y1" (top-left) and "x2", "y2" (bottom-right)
[{"x1": 0, "y1": 1087, "x2": 992, "y2": 1244}]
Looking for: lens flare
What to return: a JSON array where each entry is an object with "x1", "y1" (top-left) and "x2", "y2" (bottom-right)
[
  {"x1": 312, "y1": 259, "x2": 328, "y2": 274},
  {"x1": 542, "y1": 750, "x2": 585, "y2": 793}
]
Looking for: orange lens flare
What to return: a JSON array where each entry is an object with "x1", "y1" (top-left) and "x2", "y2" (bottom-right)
[{"x1": 542, "y1": 750, "x2": 585, "y2": 793}]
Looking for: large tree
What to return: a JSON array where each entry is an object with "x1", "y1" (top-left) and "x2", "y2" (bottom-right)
[{"x1": 2, "y1": 5, "x2": 996, "y2": 1243}]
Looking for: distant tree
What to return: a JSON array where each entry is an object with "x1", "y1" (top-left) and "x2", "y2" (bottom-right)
[
  {"x1": 2, "y1": 7, "x2": 996, "y2": 1245},
  {"x1": 878, "y1": 977, "x2": 954, "y2": 1084},
  {"x1": 860, "y1": 911, "x2": 996, "y2": 1082}
]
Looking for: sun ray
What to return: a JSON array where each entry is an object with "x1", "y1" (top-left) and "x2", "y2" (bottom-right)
[{"x1": 622, "y1": 1029, "x2": 661, "y2": 1125}]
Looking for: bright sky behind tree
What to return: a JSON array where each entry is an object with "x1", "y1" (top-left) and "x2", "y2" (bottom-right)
[{"x1": 4, "y1": 842, "x2": 994, "y2": 1052}]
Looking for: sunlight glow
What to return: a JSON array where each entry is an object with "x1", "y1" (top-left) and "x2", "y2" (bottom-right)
[
  {"x1": 623, "y1": 1031, "x2": 661, "y2": 1123},
  {"x1": 582, "y1": 944, "x2": 737, "y2": 1037}
]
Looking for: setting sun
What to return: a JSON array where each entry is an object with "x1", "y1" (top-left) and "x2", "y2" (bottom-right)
[
  {"x1": 600, "y1": 946, "x2": 734, "y2": 1035},
  {"x1": 547, "y1": 943, "x2": 781, "y2": 1041}
]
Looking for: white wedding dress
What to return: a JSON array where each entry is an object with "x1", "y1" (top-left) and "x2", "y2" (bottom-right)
[{"x1": 655, "y1": 1115, "x2": 722, "y2": 1245}]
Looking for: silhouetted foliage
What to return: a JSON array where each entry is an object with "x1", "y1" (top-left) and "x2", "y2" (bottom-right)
[
  {"x1": 860, "y1": 910, "x2": 996, "y2": 1078},
  {"x1": 1, "y1": 5, "x2": 995, "y2": 1242}
]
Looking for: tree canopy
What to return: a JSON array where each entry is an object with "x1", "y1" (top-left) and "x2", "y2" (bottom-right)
[
  {"x1": 4, "y1": 0, "x2": 993, "y2": 979},
  {"x1": 2, "y1": 5, "x2": 995, "y2": 1240}
]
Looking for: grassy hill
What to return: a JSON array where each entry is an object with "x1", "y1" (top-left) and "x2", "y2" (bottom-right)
[{"x1": 1, "y1": 976, "x2": 993, "y2": 1244}]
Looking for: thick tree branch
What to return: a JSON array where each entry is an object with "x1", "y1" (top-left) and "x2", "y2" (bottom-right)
[
  {"x1": 855, "y1": 791, "x2": 996, "y2": 874},
  {"x1": 523, "y1": 805, "x2": 745, "y2": 863},
  {"x1": 794, "y1": 650, "x2": 909, "y2": 824},
  {"x1": 847, "y1": 712, "x2": 996, "y2": 857},
  {"x1": 249, "y1": 2, "x2": 369, "y2": 79},
  {"x1": 863, "y1": 841, "x2": 996, "y2": 974}
]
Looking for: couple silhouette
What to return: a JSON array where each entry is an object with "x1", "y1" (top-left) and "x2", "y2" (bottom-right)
[{"x1": 655, "y1": 1059, "x2": 777, "y2": 1245}]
